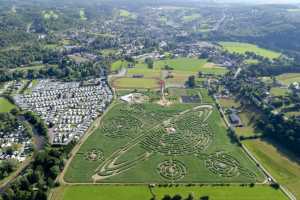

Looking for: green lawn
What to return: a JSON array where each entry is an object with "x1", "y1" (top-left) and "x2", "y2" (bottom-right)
[
  {"x1": 64, "y1": 99, "x2": 264, "y2": 184},
  {"x1": 182, "y1": 13, "x2": 201, "y2": 22},
  {"x1": 112, "y1": 78, "x2": 159, "y2": 89},
  {"x1": 55, "y1": 185, "x2": 288, "y2": 200},
  {"x1": 0, "y1": 97, "x2": 15, "y2": 113},
  {"x1": 111, "y1": 60, "x2": 131, "y2": 71},
  {"x1": 119, "y1": 9, "x2": 136, "y2": 19},
  {"x1": 270, "y1": 87, "x2": 288, "y2": 96},
  {"x1": 156, "y1": 58, "x2": 208, "y2": 72},
  {"x1": 219, "y1": 42, "x2": 281, "y2": 59},
  {"x1": 276, "y1": 73, "x2": 300, "y2": 85},
  {"x1": 244, "y1": 139, "x2": 300, "y2": 199}
]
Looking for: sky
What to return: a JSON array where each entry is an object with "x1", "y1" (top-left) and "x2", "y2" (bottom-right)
[{"x1": 214, "y1": 0, "x2": 300, "y2": 4}]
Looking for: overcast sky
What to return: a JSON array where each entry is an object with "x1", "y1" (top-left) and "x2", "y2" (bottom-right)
[{"x1": 213, "y1": 0, "x2": 300, "y2": 4}]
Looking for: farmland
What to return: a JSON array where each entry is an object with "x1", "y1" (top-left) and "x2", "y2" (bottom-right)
[
  {"x1": 0, "y1": 97, "x2": 15, "y2": 113},
  {"x1": 276, "y1": 73, "x2": 300, "y2": 85},
  {"x1": 53, "y1": 185, "x2": 288, "y2": 200},
  {"x1": 244, "y1": 139, "x2": 300, "y2": 199},
  {"x1": 64, "y1": 98, "x2": 264, "y2": 183},
  {"x1": 219, "y1": 42, "x2": 281, "y2": 59},
  {"x1": 110, "y1": 58, "x2": 227, "y2": 89},
  {"x1": 112, "y1": 78, "x2": 160, "y2": 89}
]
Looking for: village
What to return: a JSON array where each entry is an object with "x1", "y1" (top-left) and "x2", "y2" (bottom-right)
[
  {"x1": 0, "y1": 124, "x2": 32, "y2": 162},
  {"x1": 14, "y1": 78, "x2": 113, "y2": 145}
]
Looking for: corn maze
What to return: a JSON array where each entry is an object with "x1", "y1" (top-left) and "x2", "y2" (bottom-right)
[
  {"x1": 84, "y1": 149, "x2": 105, "y2": 161},
  {"x1": 102, "y1": 114, "x2": 143, "y2": 138},
  {"x1": 157, "y1": 159, "x2": 187, "y2": 181},
  {"x1": 66, "y1": 102, "x2": 264, "y2": 183}
]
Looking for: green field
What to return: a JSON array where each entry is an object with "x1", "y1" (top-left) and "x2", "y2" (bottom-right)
[
  {"x1": 111, "y1": 58, "x2": 227, "y2": 75},
  {"x1": 119, "y1": 9, "x2": 136, "y2": 19},
  {"x1": 219, "y1": 42, "x2": 281, "y2": 59},
  {"x1": 182, "y1": 14, "x2": 201, "y2": 22},
  {"x1": 270, "y1": 87, "x2": 288, "y2": 96},
  {"x1": 244, "y1": 139, "x2": 300, "y2": 199},
  {"x1": 276, "y1": 73, "x2": 300, "y2": 85},
  {"x1": 112, "y1": 78, "x2": 159, "y2": 89},
  {"x1": 154, "y1": 58, "x2": 226, "y2": 74},
  {"x1": 111, "y1": 60, "x2": 131, "y2": 71},
  {"x1": 64, "y1": 97, "x2": 264, "y2": 184},
  {"x1": 0, "y1": 97, "x2": 15, "y2": 113},
  {"x1": 54, "y1": 185, "x2": 288, "y2": 200}
]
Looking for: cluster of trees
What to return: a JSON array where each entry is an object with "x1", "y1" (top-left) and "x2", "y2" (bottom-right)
[
  {"x1": 0, "y1": 160, "x2": 18, "y2": 180},
  {"x1": 0, "y1": 58, "x2": 108, "y2": 83},
  {"x1": 1, "y1": 147, "x2": 70, "y2": 200},
  {"x1": 223, "y1": 69, "x2": 300, "y2": 157},
  {"x1": 156, "y1": 194, "x2": 209, "y2": 200},
  {"x1": 0, "y1": 43, "x2": 61, "y2": 69},
  {"x1": 0, "y1": 112, "x2": 19, "y2": 133},
  {"x1": 145, "y1": 58, "x2": 154, "y2": 69},
  {"x1": 256, "y1": 111, "x2": 300, "y2": 157},
  {"x1": 24, "y1": 111, "x2": 48, "y2": 136}
]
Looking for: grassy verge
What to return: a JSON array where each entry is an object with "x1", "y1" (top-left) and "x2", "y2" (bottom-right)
[
  {"x1": 52, "y1": 185, "x2": 288, "y2": 200},
  {"x1": 243, "y1": 139, "x2": 300, "y2": 199}
]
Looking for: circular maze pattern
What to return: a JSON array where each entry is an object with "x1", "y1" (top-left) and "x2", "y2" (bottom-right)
[
  {"x1": 205, "y1": 152, "x2": 256, "y2": 180},
  {"x1": 102, "y1": 114, "x2": 143, "y2": 138},
  {"x1": 157, "y1": 159, "x2": 187, "y2": 181},
  {"x1": 141, "y1": 123, "x2": 212, "y2": 156},
  {"x1": 85, "y1": 149, "x2": 104, "y2": 161},
  {"x1": 205, "y1": 152, "x2": 240, "y2": 177}
]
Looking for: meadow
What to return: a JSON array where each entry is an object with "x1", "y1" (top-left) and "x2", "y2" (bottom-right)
[
  {"x1": 111, "y1": 57, "x2": 227, "y2": 89},
  {"x1": 276, "y1": 73, "x2": 300, "y2": 85},
  {"x1": 112, "y1": 78, "x2": 160, "y2": 89},
  {"x1": 219, "y1": 42, "x2": 281, "y2": 59},
  {"x1": 53, "y1": 185, "x2": 288, "y2": 200},
  {"x1": 244, "y1": 139, "x2": 300, "y2": 199},
  {"x1": 0, "y1": 97, "x2": 15, "y2": 113},
  {"x1": 64, "y1": 97, "x2": 264, "y2": 184}
]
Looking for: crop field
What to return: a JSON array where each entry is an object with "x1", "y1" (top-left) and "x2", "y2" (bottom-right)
[
  {"x1": 244, "y1": 139, "x2": 300, "y2": 199},
  {"x1": 270, "y1": 87, "x2": 288, "y2": 96},
  {"x1": 0, "y1": 97, "x2": 15, "y2": 113},
  {"x1": 219, "y1": 42, "x2": 281, "y2": 59},
  {"x1": 276, "y1": 73, "x2": 300, "y2": 85},
  {"x1": 64, "y1": 99, "x2": 264, "y2": 184},
  {"x1": 54, "y1": 185, "x2": 288, "y2": 200},
  {"x1": 112, "y1": 78, "x2": 160, "y2": 89}
]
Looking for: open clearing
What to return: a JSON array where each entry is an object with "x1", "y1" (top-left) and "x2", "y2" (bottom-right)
[
  {"x1": 64, "y1": 96, "x2": 264, "y2": 183},
  {"x1": 244, "y1": 139, "x2": 300, "y2": 199},
  {"x1": 276, "y1": 73, "x2": 300, "y2": 85},
  {"x1": 219, "y1": 42, "x2": 281, "y2": 59},
  {"x1": 0, "y1": 97, "x2": 15, "y2": 113},
  {"x1": 53, "y1": 185, "x2": 288, "y2": 200},
  {"x1": 112, "y1": 78, "x2": 160, "y2": 89}
]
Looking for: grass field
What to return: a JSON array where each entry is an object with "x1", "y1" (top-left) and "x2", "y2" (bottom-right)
[
  {"x1": 182, "y1": 14, "x2": 201, "y2": 22},
  {"x1": 111, "y1": 60, "x2": 131, "y2": 71},
  {"x1": 276, "y1": 73, "x2": 300, "y2": 85},
  {"x1": 235, "y1": 110, "x2": 262, "y2": 137},
  {"x1": 112, "y1": 78, "x2": 160, "y2": 89},
  {"x1": 270, "y1": 87, "x2": 288, "y2": 96},
  {"x1": 244, "y1": 139, "x2": 300, "y2": 199},
  {"x1": 64, "y1": 97, "x2": 264, "y2": 183},
  {"x1": 154, "y1": 58, "x2": 224, "y2": 74},
  {"x1": 219, "y1": 42, "x2": 281, "y2": 59},
  {"x1": 53, "y1": 185, "x2": 288, "y2": 200},
  {"x1": 0, "y1": 97, "x2": 15, "y2": 113},
  {"x1": 111, "y1": 58, "x2": 227, "y2": 89}
]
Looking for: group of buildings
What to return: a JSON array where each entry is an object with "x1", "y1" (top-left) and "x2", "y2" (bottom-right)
[
  {"x1": 15, "y1": 78, "x2": 113, "y2": 145},
  {"x1": 0, "y1": 125, "x2": 32, "y2": 162}
]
